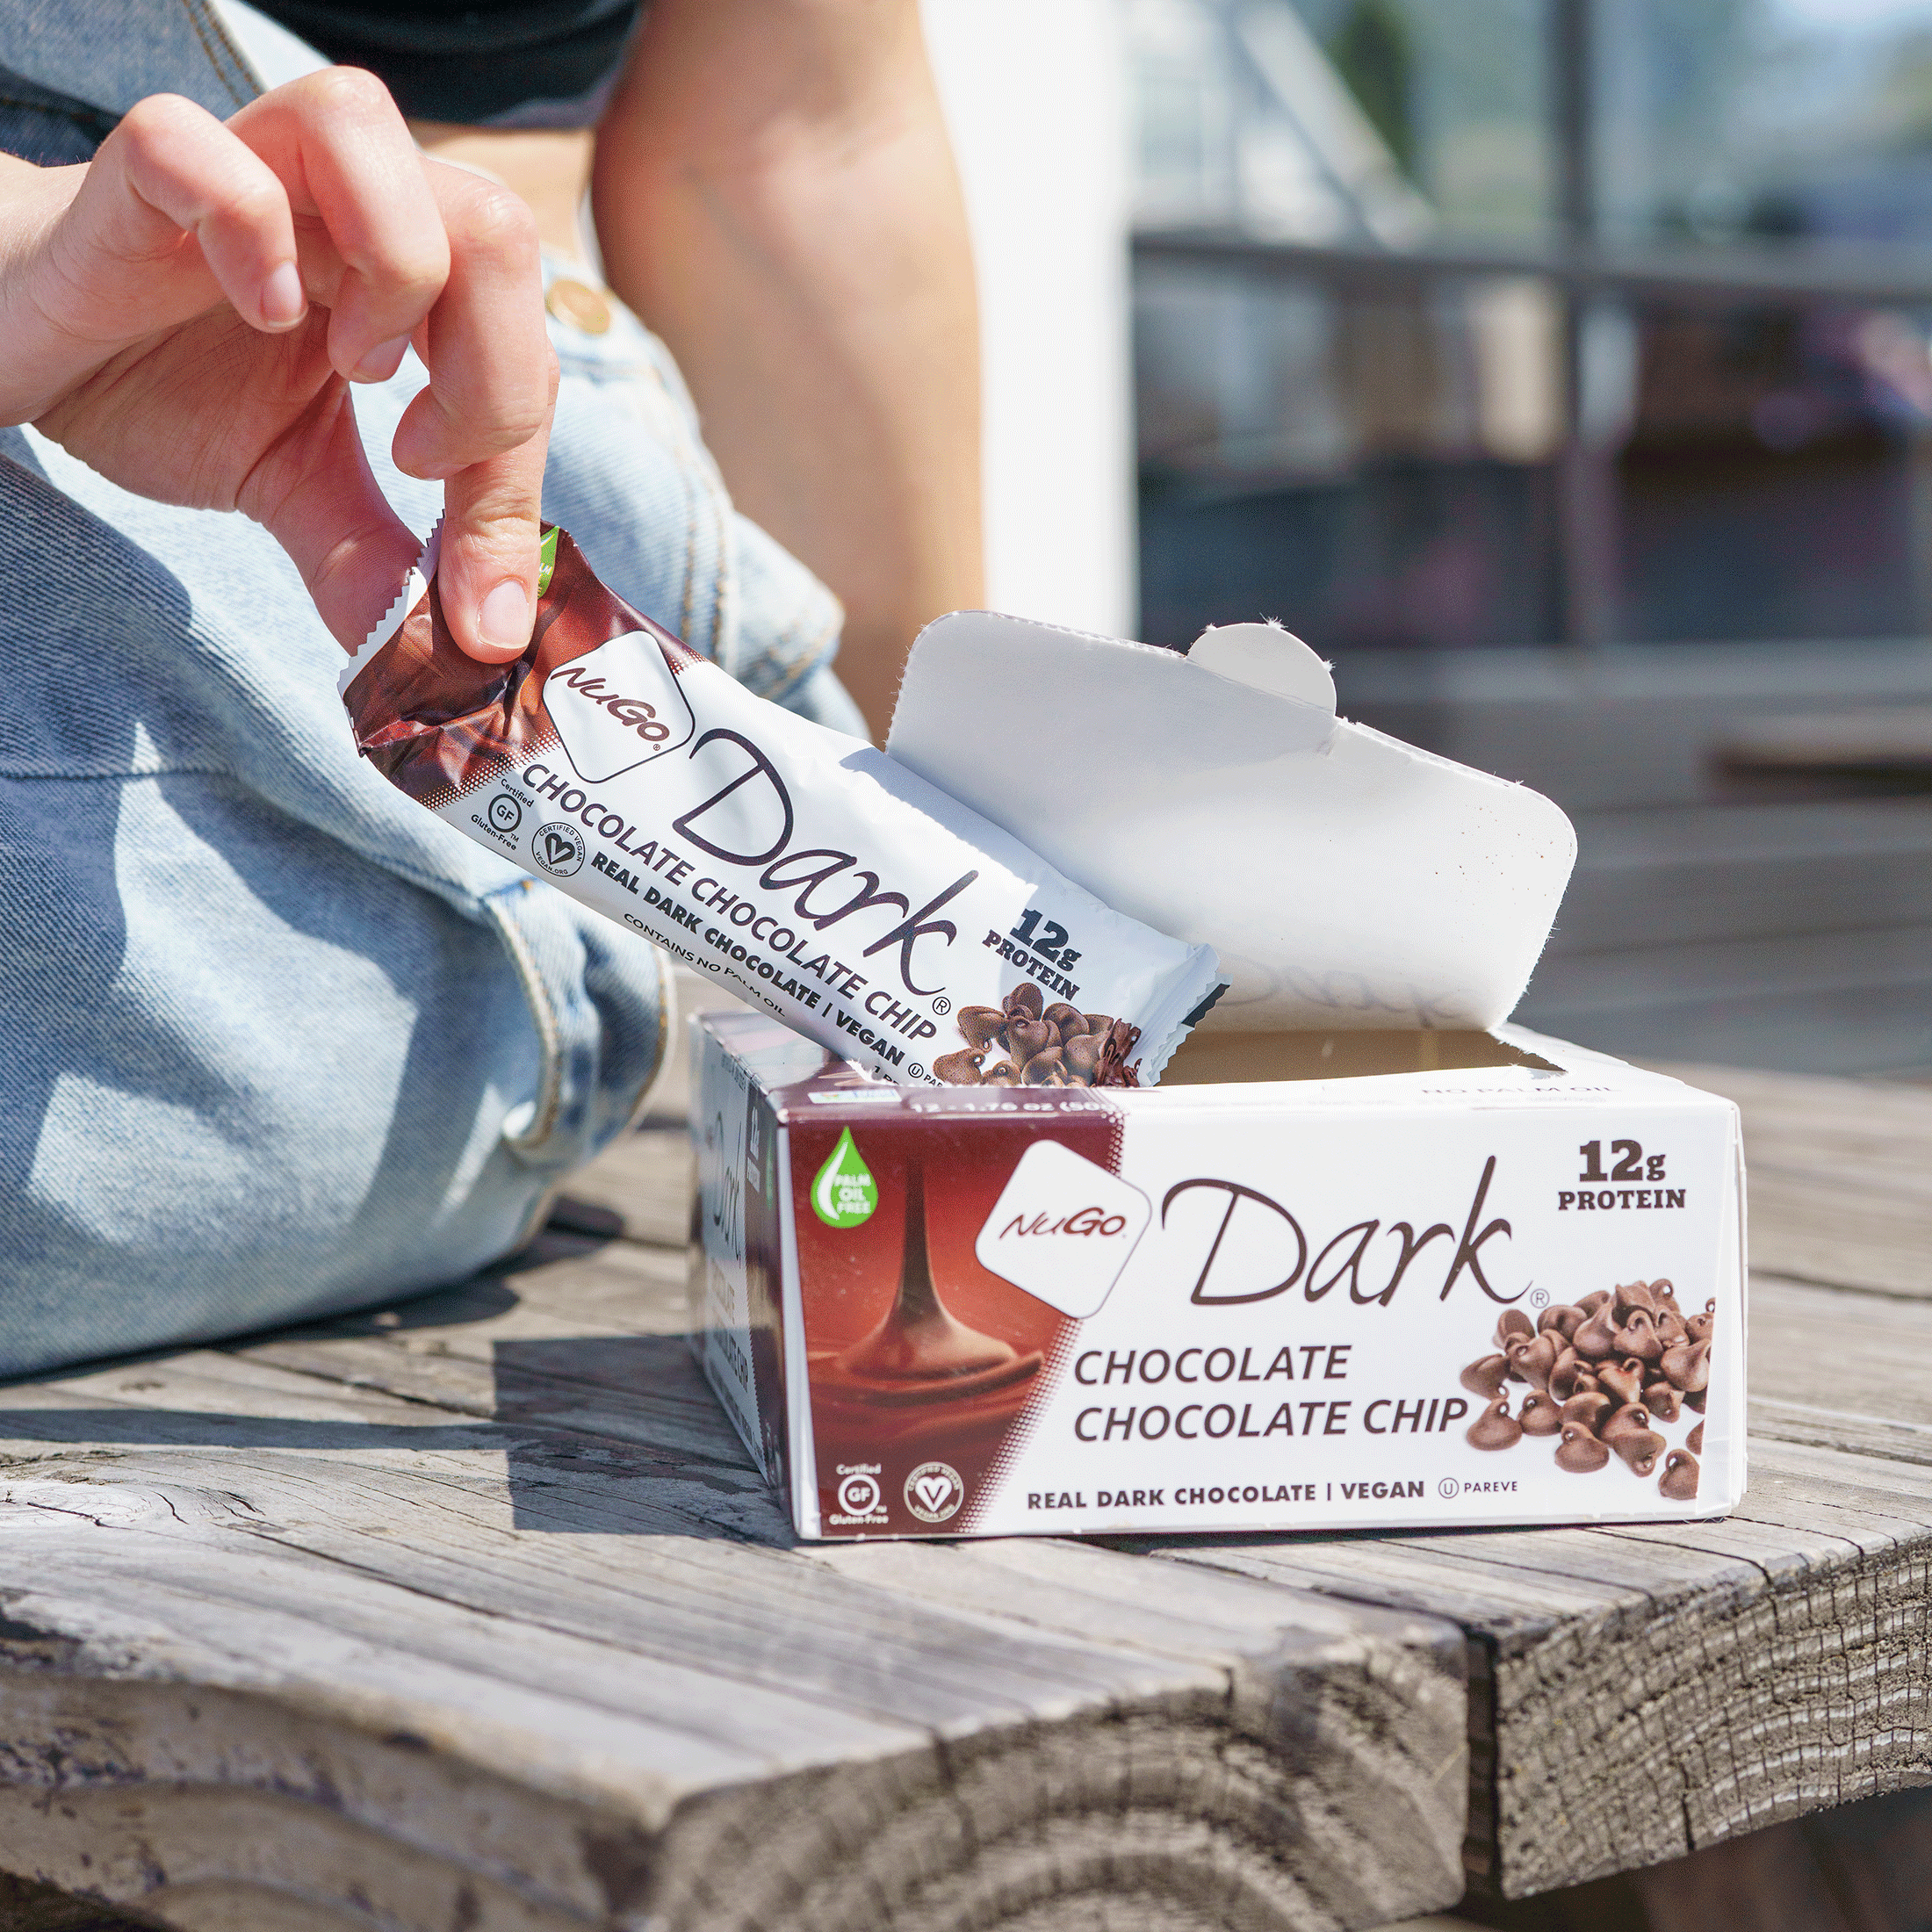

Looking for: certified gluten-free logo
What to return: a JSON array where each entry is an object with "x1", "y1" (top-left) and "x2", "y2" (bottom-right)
[
  {"x1": 904, "y1": 1461, "x2": 964, "y2": 1524},
  {"x1": 531, "y1": 820, "x2": 585, "y2": 877},
  {"x1": 837, "y1": 1471, "x2": 882, "y2": 1517},
  {"x1": 487, "y1": 792, "x2": 523, "y2": 834}
]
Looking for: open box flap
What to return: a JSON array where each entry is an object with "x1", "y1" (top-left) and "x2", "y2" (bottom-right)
[{"x1": 886, "y1": 612, "x2": 1576, "y2": 1034}]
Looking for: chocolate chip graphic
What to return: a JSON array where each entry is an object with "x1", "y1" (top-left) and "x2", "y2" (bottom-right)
[
  {"x1": 980, "y1": 1059, "x2": 1020, "y2": 1086},
  {"x1": 1573, "y1": 1308, "x2": 1618, "y2": 1360},
  {"x1": 1043, "y1": 1001, "x2": 1085, "y2": 1040},
  {"x1": 1560, "y1": 1391, "x2": 1612, "y2": 1434},
  {"x1": 1507, "y1": 1330, "x2": 1561, "y2": 1391},
  {"x1": 1660, "y1": 1339, "x2": 1710, "y2": 1394},
  {"x1": 1063, "y1": 1032, "x2": 1104, "y2": 1081},
  {"x1": 1021, "y1": 1046, "x2": 1066, "y2": 1085},
  {"x1": 1686, "y1": 1309, "x2": 1714, "y2": 1344},
  {"x1": 1082, "y1": 1013, "x2": 1114, "y2": 1037},
  {"x1": 1467, "y1": 1399, "x2": 1522, "y2": 1450},
  {"x1": 957, "y1": 1006, "x2": 1006, "y2": 1050},
  {"x1": 1614, "y1": 1279, "x2": 1659, "y2": 1321},
  {"x1": 1004, "y1": 983, "x2": 1044, "y2": 1021},
  {"x1": 1556, "y1": 1424, "x2": 1611, "y2": 1473},
  {"x1": 1660, "y1": 1450, "x2": 1700, "y2": 1500},
  {"x1": 1613, "y1": 1308, "x2": 1664, "y2": 1365},
  {"x1": 1642, "y1": 1381, "x2": 1682, "y2": 1423},
  {"x1": 1547, "y1": 1345, "x2": 1585, "y2": 1401},
  {"x1": 1600, "y1": 1402, "x2": 1652, "y2": 1443},
  {"x1": 934, "y1": 1049, "x2": 985, "y2": 1085},
  {"x1": 1597, "y1": 1357, "x2": 1647, "y2": 1408},
  {"x1": 1093, "y1": 1019, "x2": 1144, "y2": 1088},
  {"x1": 1460, "y1": 1353, "x2": 1511, "y2": 1400},
  {"x1": 1008, "y1": 1017, "x2": 1055, "y2": 1062},
  {"x1": 1458, "y1": 1285, "x2": 1718, "y2": 1492},
  {"x1": 1610, "y1": 1427, "x2": 1665, "y2": 1476},
  {"x1": 1518, "y1": 1390, "x2": 1563, "y2": 1436}
]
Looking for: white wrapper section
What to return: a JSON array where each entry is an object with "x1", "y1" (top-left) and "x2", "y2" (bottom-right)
[
  {"x1": 458, "y1": 655, "x2": 1219, "y2": 1085},
  {"x1": 346, "y1": 531, "x2": 1224, "y2": 1089}
]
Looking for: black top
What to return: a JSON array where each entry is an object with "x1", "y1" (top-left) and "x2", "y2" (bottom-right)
[{"x1": 255, "y1": 0, "x2": 640, "y2": 124}]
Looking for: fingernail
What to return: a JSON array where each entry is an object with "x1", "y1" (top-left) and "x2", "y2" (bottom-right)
[
  {"x1": 478, "y1": 580, "x2": 532, "y2": 652},
  {"x1": 352, "y1": 335, "x2": 411, "y2": 383},
  {"x1": 261, "y1": 262, "x2": 306, "y2": 328}
]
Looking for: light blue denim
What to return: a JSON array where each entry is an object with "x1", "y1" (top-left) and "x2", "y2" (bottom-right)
[{"x1": 0, "y1": 4, "x2": 863, "y2": 1374}]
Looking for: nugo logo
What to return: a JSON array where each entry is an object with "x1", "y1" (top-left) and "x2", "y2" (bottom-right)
[
  {"x1": 547, "y1": 632, "x2": 696, "y2": 783},
  {"x1": 976, "y1": 1142, "x2": 1151, "y2": 1319},
  {"x1": 997, "y1": 1205, "x2": 1131, "y2": 1241}
]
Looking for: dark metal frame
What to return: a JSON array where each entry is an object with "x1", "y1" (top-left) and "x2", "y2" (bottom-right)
[{"x1": 1130, "y1": 0, "x2": 1932, "y2": 646}]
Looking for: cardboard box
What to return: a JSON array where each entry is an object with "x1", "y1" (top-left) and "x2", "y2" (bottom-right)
[{"x1": 690, "y1": 1008, "x2": 1745, "y2": 1540}]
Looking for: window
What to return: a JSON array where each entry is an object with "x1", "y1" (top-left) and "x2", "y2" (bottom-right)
[{"x1": 1130, "y1": 0, "x2": 1932, "y2": 649}]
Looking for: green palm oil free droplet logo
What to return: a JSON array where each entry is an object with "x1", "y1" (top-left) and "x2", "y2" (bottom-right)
[{"x1": 811, "y1": 1128, "x2": 877, "y2": 1229}]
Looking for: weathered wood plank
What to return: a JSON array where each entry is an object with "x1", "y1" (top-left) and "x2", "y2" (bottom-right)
[
  {"x1": 1654, "y1": 1063, "x2": 1932, "y2": 1294},
  {"x1": 549, "y1": 1128, "x2": 693, "y2": 1251},
  {"x1": 0, "y1": 1238, "x2": 1470, "y2": 1932},
  {"x1": 237, "y1": 1175, "x2": 1932, "y2": 1902},
  {"x1": 8, "y1": 1053, "x2": 1932, "y2": 1929}
]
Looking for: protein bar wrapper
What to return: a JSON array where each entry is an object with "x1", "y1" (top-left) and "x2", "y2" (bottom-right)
[{"x1": 340, "y1": 527, "x2": 1224, "y2": 1087}]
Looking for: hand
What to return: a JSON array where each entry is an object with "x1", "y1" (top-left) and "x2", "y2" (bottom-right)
[{"x1": 0, "y1": 71, "x2": 557, "y2": 662}]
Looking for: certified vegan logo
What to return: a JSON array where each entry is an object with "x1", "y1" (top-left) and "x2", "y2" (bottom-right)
[
  {"x1": 531, "y1": 821, "x2": 586, "y2": 877},
  {"x1": 811, "y1": 1128, "x2": 877, "y2": 1228},
  {"x1": 904, "y1": 1461, "x2": 964, "y2": 1523}
]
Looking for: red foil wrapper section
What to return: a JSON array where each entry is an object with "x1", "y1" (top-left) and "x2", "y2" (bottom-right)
[{"x1": 344, "y1": 526, "x2": 699, "y2": 811}]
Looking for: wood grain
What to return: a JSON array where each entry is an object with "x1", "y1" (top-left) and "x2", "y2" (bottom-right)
[
  {"x1": 1654, "y1": 1063, "x2": 1932, "y2": 1295},
  {"x1": 0, "y1": 1233, "x2": 1468, "y2": 1932},
  {"x1": 5, "y1": 1057, "x2": 1932, "y2": 1925}
]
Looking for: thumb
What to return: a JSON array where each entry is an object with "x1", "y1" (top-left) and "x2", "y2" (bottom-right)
[{"x1": 431, "y1": 423, "x2": 550, "y2": 664}]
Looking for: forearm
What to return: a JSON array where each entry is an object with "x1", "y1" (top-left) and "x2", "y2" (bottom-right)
[{"x1": 590, "y1": 0, "x2": 981, "y2": 738}]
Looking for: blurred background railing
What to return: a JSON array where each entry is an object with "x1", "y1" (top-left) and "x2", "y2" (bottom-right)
[{"x1": 926, "y1": 0, "x2": 1932, "y2": 1078}]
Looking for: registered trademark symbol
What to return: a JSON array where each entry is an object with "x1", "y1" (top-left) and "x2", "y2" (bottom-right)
[
  {"x1": 932, "y1": 997, "x2": 951, "y2": 1015},
  {"x1": 1529, "y1": 1287, "x2": 1549, "y2": 1308}
]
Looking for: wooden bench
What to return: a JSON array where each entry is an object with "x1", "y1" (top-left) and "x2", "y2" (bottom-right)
[{"x1": 1, "y1": 1061, "x2": 1929, "y2": 1932}]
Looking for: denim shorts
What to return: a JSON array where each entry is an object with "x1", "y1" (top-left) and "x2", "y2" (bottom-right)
[{"x1": 0, "y1": 260, "x2": 861, "y2": 1376}]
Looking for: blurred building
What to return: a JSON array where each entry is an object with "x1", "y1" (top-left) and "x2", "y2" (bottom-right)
[{"x1": 1121, "y1": 0, "x2": 1932, "y2": 1074}]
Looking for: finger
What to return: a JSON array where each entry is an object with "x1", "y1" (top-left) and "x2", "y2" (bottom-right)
[
  {"x1": 390, "y1": 161, "x2": 550, "y2": 480},
  {"x1": 58, "y1": 92, "x2": 305, "y2": 335},
  {"x1": 432, "y1": 344, "x2": 559, "y2": 662},
  {"x1": 227, "y1": 69, "x2": 450, "y2": 381},
  {"x1": 239, "y1": 373, "x2": 422, "y2": 651}
]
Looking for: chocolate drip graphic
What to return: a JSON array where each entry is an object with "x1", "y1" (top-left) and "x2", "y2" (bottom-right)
[{"x1": 830, "y1": 1160, "x2": 1042, "y2": 1407}]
